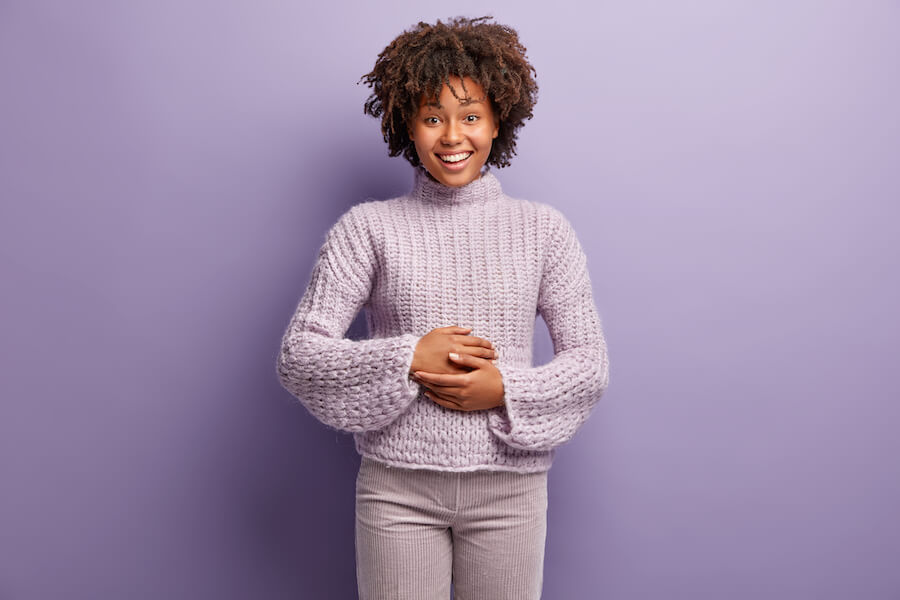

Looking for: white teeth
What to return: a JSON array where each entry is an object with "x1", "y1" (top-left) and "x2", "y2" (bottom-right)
[{"x1": 439, "y1": 152, "x2": 472, "y2": 163}]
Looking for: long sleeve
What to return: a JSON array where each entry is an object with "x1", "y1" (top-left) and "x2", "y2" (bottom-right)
[
  {"x1": 488, "y1": 207, "x2": 610, "y2": 452},
  {"x1": 276, "y1": 204, "x2": 421, "y2": 433}
]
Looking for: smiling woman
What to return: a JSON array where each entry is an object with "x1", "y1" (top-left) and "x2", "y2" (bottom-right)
[
  {"x1": 360, "y1": 16, "x2": 538, "y2": 170},
  {"x1": 276, "y1": 15, "x2": 609, "y2": 600}
]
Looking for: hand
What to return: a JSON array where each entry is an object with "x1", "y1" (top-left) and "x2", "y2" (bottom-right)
[
  {"x1": 413, "y1": 352, "x2": 505, "y2": 411},
  {"x1": 410, "y1": 326, "x2": 498, "y2": 376}
]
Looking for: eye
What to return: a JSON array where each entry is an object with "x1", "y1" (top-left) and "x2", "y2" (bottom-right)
[
  {"x1": 465, "y1": 114, "x2": 480, "y2": 123},
  {"x1": 424, "y1": 116, "x2": 440, "y2": 125}
]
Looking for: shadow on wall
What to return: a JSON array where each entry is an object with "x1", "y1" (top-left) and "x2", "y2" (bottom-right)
[
  {"x1": 241, "y1": 155, "x2": 410, "y2": 598},
  {"x1": 229, "y1": 313, "x2": 369, "y2": 599}
]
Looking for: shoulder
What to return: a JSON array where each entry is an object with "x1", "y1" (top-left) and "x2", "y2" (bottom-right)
[
  {"x1": 498, "y1": 193, "x2": 576, "y2": 239},
  {"x1": 325, "y1": 197, "x2": 412, "y2": 258},
  {"x1": 326, "y1": 200, "x2": 382, "y2": 241},
  {"x1": 334, "y1": 195, "x2": 410, "y2": 227},
  {"x1": 523, "y1": 200, "x2": 573, "y2": 229},
  {"x1": 332, "y1": 200, "x2": 376, "y2": 226},
  {"x1": 507, "y1": 199, "x2": 584, "y2": 272}
]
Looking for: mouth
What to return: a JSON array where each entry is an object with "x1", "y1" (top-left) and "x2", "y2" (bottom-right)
[{"x1": 437, "y1": 151, "x2": 473, "y2": 166}]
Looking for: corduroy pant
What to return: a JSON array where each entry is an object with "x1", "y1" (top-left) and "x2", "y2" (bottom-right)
[{"x1": 355, "y1": 456, "x2": 548, "y2": 600}]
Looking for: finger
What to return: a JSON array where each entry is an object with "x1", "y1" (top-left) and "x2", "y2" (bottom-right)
[
  {"x1": 449, "y1": 352, "x2": 494, "y2": 369},
  {"x1": 454, "y1": 335, "x2": 494, "y2": 350},
  {"x1": 418, "y1": 379, "x2": 465, "y2": 398},
  {"x1": 413, "y1": 370, "x2": 468, "y2": 387},
  {"x1": 464, "y1": 346, "x2": 498, "y2": 360},
  {"x1": 440, "y1": 325, "x2": 473, "y2": 334},
  {"x1": 423, "y1": 386, "x2": 458, "y2": 402},
  {"x1": 424, "y1": 390, "x2": 462, "y2": 410}
]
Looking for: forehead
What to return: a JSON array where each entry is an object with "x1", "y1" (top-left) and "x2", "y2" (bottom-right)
[{"x1": 419, "y1": 77, "x2": 489, "y2": 108}]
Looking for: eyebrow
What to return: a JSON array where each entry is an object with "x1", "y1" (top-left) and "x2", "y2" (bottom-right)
[{"x1": 423, "y1": 98, "x2": 487, "y2": 109}]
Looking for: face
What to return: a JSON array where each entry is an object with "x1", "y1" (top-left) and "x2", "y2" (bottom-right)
[{"x1": 408, "y1": 76, "x2": 499, "y2": 187}]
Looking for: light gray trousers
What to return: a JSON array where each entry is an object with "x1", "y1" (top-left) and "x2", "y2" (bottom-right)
[{"x1": 355, "y1": 456, "x2": 548, "y2": 600}]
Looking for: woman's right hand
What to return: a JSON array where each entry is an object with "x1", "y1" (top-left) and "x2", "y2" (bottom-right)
[{"x1": 410, "y1": 326, "x2": 498, "y2": 375}]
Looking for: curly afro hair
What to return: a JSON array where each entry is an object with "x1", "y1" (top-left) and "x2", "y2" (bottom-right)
[{"x1": 360, "y1": 16, "x2": 538, "y2": 169}]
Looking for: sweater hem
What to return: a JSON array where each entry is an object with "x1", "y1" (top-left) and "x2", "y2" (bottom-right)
[{"x1": 356, "y1": 450, "x2": 553, "y2": 474}]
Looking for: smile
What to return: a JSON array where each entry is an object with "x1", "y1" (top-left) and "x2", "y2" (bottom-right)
[{"x1": 438, "y1": 151, "x2": 473, "y2": 164}]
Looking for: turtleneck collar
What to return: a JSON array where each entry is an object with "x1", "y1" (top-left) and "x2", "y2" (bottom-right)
[{"x1": 411, "y1": 167, "x2": 504, "y2": 205}]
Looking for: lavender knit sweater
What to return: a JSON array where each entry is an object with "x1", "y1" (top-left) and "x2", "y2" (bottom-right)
[{"x1": 276, "y1": 167, "x2": 609, "y2": 472}]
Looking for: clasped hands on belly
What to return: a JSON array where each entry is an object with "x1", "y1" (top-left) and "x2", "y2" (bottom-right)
[{"x1": 409, "y1": 325, "x2": 505, "y2": 412}]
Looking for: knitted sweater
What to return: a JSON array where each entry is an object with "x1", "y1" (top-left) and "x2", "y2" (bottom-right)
[{"x1": 276, "y1": 167, "x2": 609, "y2": 473}]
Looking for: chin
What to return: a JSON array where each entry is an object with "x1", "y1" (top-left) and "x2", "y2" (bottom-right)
[{"x1": 425, "y1": 166, "x2": 482, "y2": 187}]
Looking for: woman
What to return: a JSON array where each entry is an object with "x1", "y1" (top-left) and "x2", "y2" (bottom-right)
[{"x1": 276, "y1": 16, "x2": 610, "y2": 599}]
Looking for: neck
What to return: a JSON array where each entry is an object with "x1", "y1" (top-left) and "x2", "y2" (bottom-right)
[{"x1": 411, "y1": 167, "x2": 503, "y2": 205}]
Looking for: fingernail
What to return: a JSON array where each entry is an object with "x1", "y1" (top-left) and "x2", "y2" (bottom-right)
[
  {"x1": 494, "y1": 349, "x2": 499, "y2": 358},
  {"x1": 449, "y1": 352, "x2": 460, "y2": 360}
]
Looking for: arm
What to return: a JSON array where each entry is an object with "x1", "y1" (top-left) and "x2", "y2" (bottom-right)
[
  {"x1": 487, "y1": 207, "x2": 610, "y2": 452},
  {"x1": 275, "y1": 204, "x2": 420, "y2": 433}
]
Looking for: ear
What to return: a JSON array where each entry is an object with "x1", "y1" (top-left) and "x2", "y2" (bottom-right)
[{"x1": 492, "y1": 121, "x2": 499, "y2": 139}]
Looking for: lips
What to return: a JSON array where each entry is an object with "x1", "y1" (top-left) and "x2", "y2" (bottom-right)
[{"x1": 438, "y1": 151, "x2": 473, "y2": 164}]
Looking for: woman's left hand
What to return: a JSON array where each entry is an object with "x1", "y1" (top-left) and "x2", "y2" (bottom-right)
[{"x1": 412, "y1": 353, "x2": 505, "y2": 411}]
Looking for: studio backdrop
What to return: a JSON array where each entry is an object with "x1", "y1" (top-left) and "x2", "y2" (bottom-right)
[{"x1": 1, "y1": 1, "x2": 898, "y2": 599}]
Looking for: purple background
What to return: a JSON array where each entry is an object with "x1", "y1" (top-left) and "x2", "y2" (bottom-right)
[{"x1": 2, "y1": 1, "x2": 898, "y2": 598}]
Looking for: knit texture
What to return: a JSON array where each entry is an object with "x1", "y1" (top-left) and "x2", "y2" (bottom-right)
[{"x1": 276, "y1": 167, "x2": 610, "y2": 472}]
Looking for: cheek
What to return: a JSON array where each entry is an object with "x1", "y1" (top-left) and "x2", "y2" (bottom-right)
[
  {"x1": 408, "y1": 128, "x2": 424, "y2": 156},
  {"x1": 412, "y1": 137, "x2": 431, "y2": 162},
  {"x1": 410, "y1": 125, "x2": 430, "y2": 148}
]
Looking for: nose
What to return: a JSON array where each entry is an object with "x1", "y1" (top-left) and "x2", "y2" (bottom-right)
[{"x1": 440, "y1": 120, "x2": 462, "y2": 145}]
